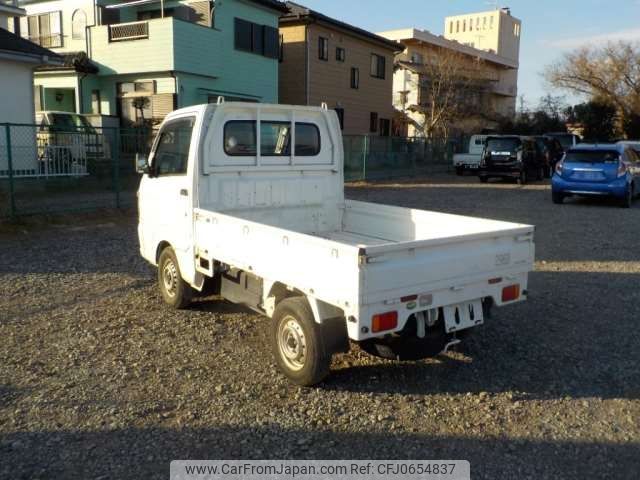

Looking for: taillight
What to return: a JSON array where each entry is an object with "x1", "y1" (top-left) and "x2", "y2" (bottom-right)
[
  {"x1": 618, "y1": 162, "x2": 628, "y2": 178},
  {"x1": 555, "y1": 160, "x2": 564, "y2": 176},
  {"x1": 502, "y1": 285, "x2": 520, "y2": 302},
  {"x1": 372, "y1": 311, "x2": 398, "y2": 333}
]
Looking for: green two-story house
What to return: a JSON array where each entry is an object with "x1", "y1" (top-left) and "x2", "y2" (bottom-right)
[{"x1": 12, "y1": 0, "x2": 287, "y2": 126}]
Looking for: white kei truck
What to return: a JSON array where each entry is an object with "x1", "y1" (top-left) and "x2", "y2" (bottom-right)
[
  {"x1": 453, "y1": 135, "x2": 488, "y2": 175},
  {"x1": 136, "y1": 102, "x2": 535, "y2": 386}
]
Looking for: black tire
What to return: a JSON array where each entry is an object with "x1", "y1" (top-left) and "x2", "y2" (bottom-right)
[
  {"x1": 479, "y1": 176, "x2": 489, "y2": 183},
  {"x1": 516, "y1": 169, "x2": 526, "y2": 185},
  {"x1": 552, "y1": 192, "x2": 564, "y2": 205},
  {"x1": 157, "y1": 247, "x2": 193, "y2": 309},
  {"x1": 544, "y1": 165, "x2": 552, "y2": 179},
  {"x1": 455, "y1": 166, "x2": 464, "y2": 176},
  {"x1": 271, "y1": 297, "x2": 332, "y2": 386},
  {"x1": 359, "y1": 312, "x2": 450, "y2": 361},
  {"x1": 621, "y1": 185, "x2": 633, "y2": 208},
  {"x1": 536, "y1": 166, "x2": 544, "y2": 181}
]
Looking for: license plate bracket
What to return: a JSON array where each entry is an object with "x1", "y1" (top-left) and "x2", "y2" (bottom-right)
[{"x1": 443, "y1": 300, "x2": 484, "y2": 333}]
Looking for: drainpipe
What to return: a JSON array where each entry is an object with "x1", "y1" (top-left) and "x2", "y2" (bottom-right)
[
  {"x1": 305, "y1": 24, "x2": 309, "y2": 105},
  {"x1": 170, "y1": 71, "x2": 179, "y2": 109}
]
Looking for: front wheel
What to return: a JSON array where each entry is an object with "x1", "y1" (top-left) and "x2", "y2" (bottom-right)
[
  {"x1": 479, "y1": 176, "x2": 489, "y2": 183},
  {"x1": 621, "y1": 185, "x2": 633, "y2": 208},
  {"x1": 552, "y1": 192, "x2": 564, "y2": 204},
  {"x1": 455, "y1": 166, "x2": 464, "y2": 176},
  {"x1": 516, "y1": 169, "x2": 527, "y2": 185},
  {"x1": 158, "y1": 247, "x2": 193, "y2": 309},
  {"x1": 271, "y1": 297, "x2": 332, "y2": 386}
]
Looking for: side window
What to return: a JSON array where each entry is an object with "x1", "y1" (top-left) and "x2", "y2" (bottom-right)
[
  {"x1": 152, "y1": 118, "x2": 194, "y2": 176},
  {"x1": 224, "y1": 121, "x2": 257, "y2": 156},
  {"x1": 295, "y1": 123, "x2": 321, "y2": 156}
]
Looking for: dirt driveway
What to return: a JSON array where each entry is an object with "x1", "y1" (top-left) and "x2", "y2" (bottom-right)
[{"x1": 1, "y1": 174, "x2": 639, "y2": 479}]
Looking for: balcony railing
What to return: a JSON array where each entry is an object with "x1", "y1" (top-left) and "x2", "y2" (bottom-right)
[
  {"x1": 28, "y1": 34, "x2": 63, "y2": 48},
  {"x1": 108, "y1": 21, "x2": 149, "y2": 42}
]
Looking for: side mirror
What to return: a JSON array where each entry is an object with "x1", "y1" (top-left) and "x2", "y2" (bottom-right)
[{"x1": 136, "y1": 153, "x2": 149, "y2": 174}]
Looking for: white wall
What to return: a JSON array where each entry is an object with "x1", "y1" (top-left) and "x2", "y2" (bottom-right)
[
  {"x1": 0, "y1": 59, "x2": 38, "y2": 174},
  {"x1": 0, "y1": 59, "x2": 36, "y2": 124}
]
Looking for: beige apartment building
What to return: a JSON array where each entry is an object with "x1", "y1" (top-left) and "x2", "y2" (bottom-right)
[
  {"x1": 279, "y1": 2, "x2": 401, "y2": 136},
  {"x1": 379, "y1": 8, "x2": 521, "y2": 136}
]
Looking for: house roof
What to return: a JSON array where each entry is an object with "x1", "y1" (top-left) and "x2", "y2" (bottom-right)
[
  {"x1": 281, "y1": 2, "x2": 402, "y2": 51},
  {"x1": 0, "y1": 28, "x2": 63, "y2": 65},
  {"x1": 246, "y1": 0, "x2": 289, "y2": 13},
  {"x1": 35, "y1": 51, "x2": 99, "y2": 74},
  {"x1": 97, "y1": 0, "x2": 289, "y2": 13},
  {"x1": 379, "y1": 28, "x2": 519, "y2": 69}
]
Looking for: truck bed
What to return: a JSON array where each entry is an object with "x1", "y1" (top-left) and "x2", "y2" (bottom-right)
[{"x1": 194, "y1": 200, "x2": 534, "y2": 340}]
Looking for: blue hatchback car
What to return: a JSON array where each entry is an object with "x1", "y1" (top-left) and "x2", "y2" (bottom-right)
[{"x1": 551, "y1": 144, "x2": 639, "y2": 207}]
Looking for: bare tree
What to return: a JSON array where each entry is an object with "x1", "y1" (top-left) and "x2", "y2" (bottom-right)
[
  {"x1": 545, "y1": 41, "x2": 640, "y2": 122},
  {"x1": 400, "y1": 47, "x2": 489, "y2": 139}
]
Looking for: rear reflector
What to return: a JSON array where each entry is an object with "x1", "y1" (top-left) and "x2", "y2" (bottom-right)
[
  {"x1": 401, "y1": 294, "x2": 418, "y2": 302},
  {"x1": 488, "y1": 277, "x2": 502, "y2": 285},
  {"x1": 372, "y1": 311, "x2": 398, "y2": 333},
  {"x1": 502, "y1": 285, "x2": 520, "y2": 302}
]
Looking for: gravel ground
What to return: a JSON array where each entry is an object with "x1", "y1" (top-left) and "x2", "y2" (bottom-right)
[{"x1": 1, "y1": 174, "x2": 639, "y2": 479}]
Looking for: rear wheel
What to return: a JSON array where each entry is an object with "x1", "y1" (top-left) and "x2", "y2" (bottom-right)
[
  {"x1": 455, "y1": 166, "x2": 464, "y2": 176},
  {"x1": 536, "y1": 166, "x2": 545, "y2": 181},
  {"x1": 516, "y1": 169, "x2": 527, "y2": 185},
  {"x1": 271, "y1": 297, "x2": 332, "y2": 386},
  {"x1": 158, "y1": 247, "x2": 192, "y2": 309},
  {"x1": 552, "y1": 192, "x2": 564, "y2": 205},
  {"x1": 479, "y1": 176, "x2": 489, "y2": 183}
]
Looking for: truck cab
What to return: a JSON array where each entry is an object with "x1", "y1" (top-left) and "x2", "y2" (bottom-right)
[{"x1": 137, "y1": 102, "x2": 535, "y2": 386}]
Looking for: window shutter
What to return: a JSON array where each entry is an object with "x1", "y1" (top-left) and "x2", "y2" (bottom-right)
[
  {"x1": 19, "y1": 17, "x2": 29, "y2": 39},
  {"x1": 50, "y1": 11, "x2": 62, "y2": 36},
  {"x1": 234, "y1": 18, "x2": 252, "y2": 52},
  {"x1": 263, "y1": 26, "x2": 279, "y2": 59},
  {"x1": 251, "y1": 23, "x2": 264, "y2": 54}
]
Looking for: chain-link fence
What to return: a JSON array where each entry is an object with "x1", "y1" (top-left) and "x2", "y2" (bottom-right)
[
  {"x1": 344, "y1": 135, "x2": 454, "y2": 182},
  {"x1": 0, "y1": 123, "x2": 156, "y2": 218},
  {"x1": 1, "y1": 124, "x2": 455, "y2": 218}
]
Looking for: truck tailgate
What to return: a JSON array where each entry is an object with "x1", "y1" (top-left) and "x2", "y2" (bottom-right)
[{"x1": 342, "y1": 201, "x2": 534, "y2": 305}]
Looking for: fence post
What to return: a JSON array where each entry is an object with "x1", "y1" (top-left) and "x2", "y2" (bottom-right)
[
  {"x1": 362, "y1": 135, "x2": 368, "y2": 181},
  {"x1": 5, "y1": 124, "x2": 16, "y2": 218},
  {"x1": 113, "y1": 128, "x2": 121, "y2": 209}
]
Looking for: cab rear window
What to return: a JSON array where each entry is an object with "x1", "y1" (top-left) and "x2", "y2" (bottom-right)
[
  {"x1": 224, "y1": 121, "x2": 320, "y2": 157},
  {"x1": 565, "y1": 151, "x2": 619, "y2": 163}
]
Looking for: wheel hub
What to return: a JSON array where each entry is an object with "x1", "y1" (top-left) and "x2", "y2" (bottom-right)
[
  {"x1": 162, "y1": 260, "x2": 178, "y2": 298},
  {"x1": 278, "y1": 317, "x2": 307, "y2": 371}
]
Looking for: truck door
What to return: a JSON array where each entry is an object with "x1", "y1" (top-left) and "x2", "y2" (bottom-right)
[{"x1": 138, "y1": 116, "x2": 196, "y2": 262}]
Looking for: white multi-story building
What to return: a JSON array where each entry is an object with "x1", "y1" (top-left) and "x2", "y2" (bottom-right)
[{"x1": 379, "y1": 7, "x2": 521, "y2": 136}]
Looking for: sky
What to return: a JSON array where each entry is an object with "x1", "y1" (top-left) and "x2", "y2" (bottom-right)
[{"x1": 297, "y1": 0, "x2": 640, "y2": 110}]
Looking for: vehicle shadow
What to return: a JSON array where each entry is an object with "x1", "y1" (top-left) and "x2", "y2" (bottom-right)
[
  {"x1": 323, "y1": 270, "x2": 640, "y2": 401},
  {"x1": 1, "y1": 425, "x2": 638, "y2": 480}
]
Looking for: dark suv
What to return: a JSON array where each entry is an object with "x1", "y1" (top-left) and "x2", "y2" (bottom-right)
[{"x1": 478, "y1": 136, "x2": 546, "y2": 184}]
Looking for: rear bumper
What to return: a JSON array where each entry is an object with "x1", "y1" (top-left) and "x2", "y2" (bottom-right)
[
  {"x1": 478, "y1": 165, "x2": 521, "y2": 177},
  {"x1": 552, "y1": 175, "x2": 628, "y2": 197}
]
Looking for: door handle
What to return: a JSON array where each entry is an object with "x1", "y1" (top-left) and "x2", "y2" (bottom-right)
[{"x1": 180, "y1": 189, "x2": 188, "y2": 197}]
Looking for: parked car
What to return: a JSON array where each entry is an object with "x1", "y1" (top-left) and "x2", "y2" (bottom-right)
[
  {"x1": 136, "y1": 102, "x2": 535, "y2": 386},
  {"x1": 35, "y1": 111, "x2": 109, "y2": 175},
  {"x1": 478, "y1": 135, "x2": 546, "y2": 184},
  {"x1": 453, "y1": 135, "x2": 488, "y2": 175},
  {"x1": 552, "y1": 144, "x2": 640, "y2": 207},
  {"x1": 545, "y1": 132, "x2": 581, "y2": 150},
  {"x1": 534, "y1": 136, "x2": 565, "y2": 178}
]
